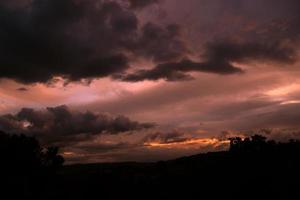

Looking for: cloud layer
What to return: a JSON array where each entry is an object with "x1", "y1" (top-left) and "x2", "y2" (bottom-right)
[
  {"x1": 0, "y1": 0, "x2": 187, "y2": 84},
  {"x1": 118, "y1": 31, "x2": 297, "y2": 82},
  {"x1": 1, "y1": 0, "x2": 299, "y2": 84},
  {"x1": 0, "y1": 105, "x2": 154, "y2": 146},
  {"x1": 128, "y1": 0, "x2": 160, "y2": 10}
]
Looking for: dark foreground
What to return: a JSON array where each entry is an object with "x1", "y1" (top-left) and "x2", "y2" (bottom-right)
[{"x1": 1, "y1": 133, "x2": 300, "y2": 199}]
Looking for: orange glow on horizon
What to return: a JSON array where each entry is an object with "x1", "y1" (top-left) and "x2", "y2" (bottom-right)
[{"x1": 144, "y1": 138, "x2": 230, "y2": 149}]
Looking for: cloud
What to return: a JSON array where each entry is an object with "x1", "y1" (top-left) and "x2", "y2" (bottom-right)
[
  {"x1": 0, "y1": 0, "x2": 31, "y2": 10},
  {"x1": 119, "y1": 0, "x2": 300, "y2": 82},
  {"x1": 0, "y1": 0, "x2": 136, "y2": 84},
  {"x1": 0, "y1": 0, "x2": 186, "y2": 84},
  {"x1": 1, "y1": 0, "x2": 299, "y2": 84},
  {"x1": 142, "y1": 130, "x2": 190, "y2": 144},
  {"x1": 128, "y1": 23, "x2": 188, "y2": 62},
  {"x1": 241, "y1": 103, "x2": 300, "y2": 129},
  {"x1": 16, "y1": 87, "x2": 28, "y2": 92},
  {"x1": 118, "y1": 39, "x2": 295, "y2": 82},
  {"x1": 128, "y1": 0, "x2": 160, "y2": 9},
  {"x1": 205, "y1": 40, "x2": 295, "y2": 65},
  {"x1": 0, "y1": 105, "x2": 154, "y2": 146},
  {"x1": 198, "y1": 92, "x2": 300, "y2": 133},
  {"x1": 62, "y1": 129, "x2": 230, "y2": 164},
  {"x1": 117, "y1": 58, "x2": 242, "y2": 82}
]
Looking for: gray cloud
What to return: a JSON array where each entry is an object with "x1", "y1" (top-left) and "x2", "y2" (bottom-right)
[
  {"x1": 119, "y1": 0, "x2": 300, "y2": 82},
  {"x1": 1, "y1": 0, "x2": 299, "y2": 84},
  {"x1": 16, "y1": 87, "x2": 29, "y2": 92},
  {"x1": 198, "y1": 95, "x2": 300, "y2": 133},
  {"x1": 0, "y1": 105, "x2": 154, "y2": 146},
  {"x1": 142, "y1": 130, "x2": 190, "y2": 144},
  {"x1": 63, "y1": 129, "x2": 228, "y2": 164},
  {"x1": 128, "y1": 0, "x2": 160, "y2": 10},
  {"x1": 129, "y1": 22, "x2": 188, "y2": 62},
  {"x1": 117, "y1": 58, "x2": 242, "y2": 82},
  {"x1": 0, "y1": 0, "x2": 136, "y2": 83},
  {"x1": 0, "y1": 0, "x2": 186, "y2": 84},
  {"x1": 242, "y1": 103, "x2": 300, "y2": 129},
  {"x1": 118, "y1": 39, "x2": 296, "y2": 82}
]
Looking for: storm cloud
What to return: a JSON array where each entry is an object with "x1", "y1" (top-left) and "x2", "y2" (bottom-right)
[
  {"x1": 117, "y1": 0, "x2": 300, "y2": 82},
  {"x1": 128, "y1": 0, "x2": 160, "y2": 10},
  {"x1": 1, "y1": 0, "x2": 299, "y2": 84},
  {"x1": 0, "y1": 0, "x2": 185, "y2": 84},
  {"x1": 119, "y1": 40, "x2": 296, "y2": 82},
  {"x1": 0, "y1": 105, "x2": 154, "y2": 146}
]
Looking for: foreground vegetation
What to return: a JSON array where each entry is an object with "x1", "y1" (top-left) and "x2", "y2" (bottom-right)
[{"x1": 1, "y1": 131, "x2": 299, "y2": 199}]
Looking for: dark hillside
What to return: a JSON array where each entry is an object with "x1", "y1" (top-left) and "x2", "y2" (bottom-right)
[{"x1": 1, "y1": 132, "x2": 299, "y2": 199}]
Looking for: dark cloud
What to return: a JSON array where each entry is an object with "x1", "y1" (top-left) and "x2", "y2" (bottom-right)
[
  {"x1": 63, "y1": 129, "x2": 228, "y2": 164},
  {"x1": 203, "y1": 98, "x2": 281, "y2": 121},
  {"x1": 75, "y1": 131, "x2": 190, "y2": 156},
  {"x1": 117, "y1": 58, "x2": 242, "y2": 82},
  {"x1": 0, "y1": 0, "x2": 31, "y2": 10},
  {"x1": 0, "y1": 0, "x2": 186, "y2": 84},
  {"x1": 128, "y1": 0, "x2": 160, "y2": 10},
  {"x1": 205, "y1": 98, "x2": 300, "y2": 133},
  {"x1": 0, "y1": 0, "x2": 137, "y2": 84},
  {"x1": 128, "y1": 23, "x2": 188, "y2": 62},
  {"x1": 74, "y1": 141, "x2": 137, "y2": 154},
  {"x1": 243, "y1": 103, "x2": 300, "y2": 129},
  {"x1": 120, "y1": 0, "x2": 300, "y2": 82},
  {"x1": 16, "y1": 87, "x2": 29, "y2": 92},
  {"x1": 1, "y1": 0, "x2": 299, "y2": 84},
  {"x1": 118, "y1": 39, "x2": 295, "y2": 82},
  {"x1": 205, "y1": 40, "x2": 295, "y2": 65},
  {"x1": 0, "y1": 105, "x2": 154, "y2": 146},
  {"x1": 143, "y1": 130, "x2": 190, "y2": 144}
]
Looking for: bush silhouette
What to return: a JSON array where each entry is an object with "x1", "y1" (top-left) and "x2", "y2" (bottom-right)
[
  {"x1": 0, "y1": 131, "x2": 64, "y2": 197},
  {"x1": 0, "y1": 131, "x2": 64, "y2": 170},
  {"x1": 229, "y1": 134, "x2": 269, "y2": 153}
]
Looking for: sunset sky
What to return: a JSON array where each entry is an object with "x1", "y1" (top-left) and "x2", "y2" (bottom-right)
[{"x1": 1, "y1": 0, "x2": 300, "y2": 163}]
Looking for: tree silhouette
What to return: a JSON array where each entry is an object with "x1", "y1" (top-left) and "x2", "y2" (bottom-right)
[
  {"x1": 0, "y1": 131, "x2": 64, "y2": 170},
  {"x1": 229, "y1": 135, "x2": 269, "y2": 153},
  {"x1": 1, "y1": 130, "x2": 300, "y2": 199},
  {"x1": 43, "y1": 146, "x2": 65, "y2": 168},
  {"x1": 0, "y1": 131, "x2": 64, "y2": 197}
]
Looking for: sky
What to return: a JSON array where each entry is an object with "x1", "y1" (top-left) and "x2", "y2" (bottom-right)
[{"x1": 1, "y1": 0, "x2": 300, "y2": 163}]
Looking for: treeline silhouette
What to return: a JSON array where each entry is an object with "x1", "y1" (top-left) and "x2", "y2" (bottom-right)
[
  {"x1": 0, "y1": 131, "x2": 64, "y2": 198},
  {"x1": 0, "y1": 131, "x2": 299, "y2": 199},
  {"x1": 229, "y1": 134, "x2": 300, "y2": 154}
]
